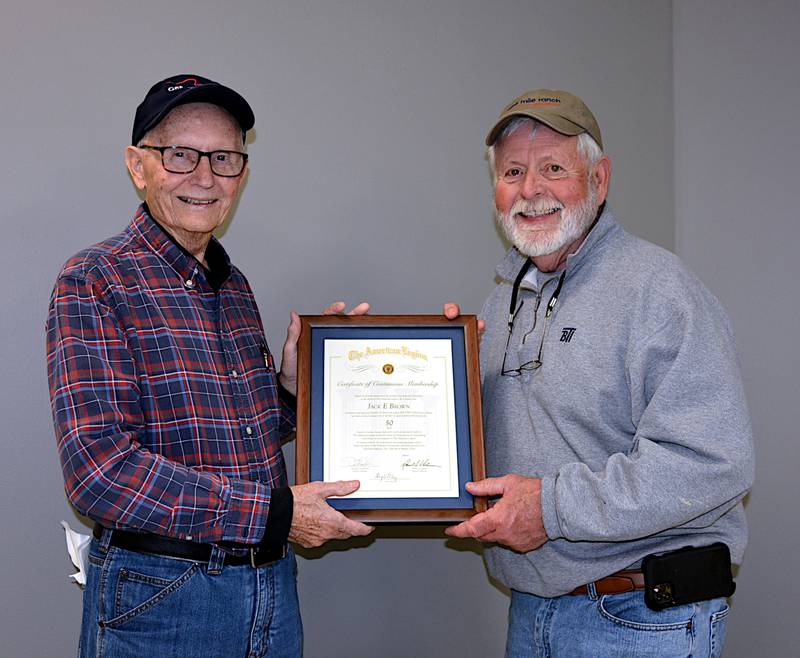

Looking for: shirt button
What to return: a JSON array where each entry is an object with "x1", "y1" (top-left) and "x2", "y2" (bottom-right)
[
  {"x1": 245, "y1": 426, "x2": 253, "y2": 435},
  {"x1": 185, "y1": 279, "x2": 194, "y2": 288},
  {"x1": 231, "y1": 370, "x2": 238, "y2": 377}
]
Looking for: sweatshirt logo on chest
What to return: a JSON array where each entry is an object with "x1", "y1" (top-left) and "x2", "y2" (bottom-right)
[{"x1": 559, "y1": 327, "x2": 577, "y2": 343}]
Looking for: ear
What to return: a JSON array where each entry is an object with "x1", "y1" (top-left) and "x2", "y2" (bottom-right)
[
  {"x1": 592, "y1": 155, "x2": 612, "y2": 205},
  {"x1": 125, "y1": 146, "x2": 147, "y2": 191}
]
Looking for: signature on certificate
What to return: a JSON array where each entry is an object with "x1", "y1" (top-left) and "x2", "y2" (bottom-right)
[{"x1": 400, "y1": 458, "x2": 440, "y2": 470}]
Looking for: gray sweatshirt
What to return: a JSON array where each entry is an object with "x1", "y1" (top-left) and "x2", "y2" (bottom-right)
[{"x1": 480, "y1": 206, "x2": 754, "y2": 597}]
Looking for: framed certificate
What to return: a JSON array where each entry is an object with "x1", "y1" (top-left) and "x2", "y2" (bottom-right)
[{"x1": 295, "y1": 315, "x2": 486, "y2": 522}]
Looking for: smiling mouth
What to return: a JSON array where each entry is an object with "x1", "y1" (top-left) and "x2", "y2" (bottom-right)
[
  {"x1": 178, "y1": 196, "x2": 216, "y2": 206},
  {"x1": 517, "y1": 206, "x2": 561, "y2": 220}
]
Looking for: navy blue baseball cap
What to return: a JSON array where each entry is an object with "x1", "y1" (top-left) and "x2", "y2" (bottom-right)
[{"x1": 132, "y1": 74, "x2": 255, "y2": 145}]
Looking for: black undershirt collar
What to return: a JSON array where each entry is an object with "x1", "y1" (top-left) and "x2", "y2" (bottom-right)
[{"x1": 143, "y1": 202, "x2": 232, "y2": 292}]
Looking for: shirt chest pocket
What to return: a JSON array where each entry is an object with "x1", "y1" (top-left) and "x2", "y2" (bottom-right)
[{"x1": 229, "y1": 335, "x2": 281, "y2": 419}]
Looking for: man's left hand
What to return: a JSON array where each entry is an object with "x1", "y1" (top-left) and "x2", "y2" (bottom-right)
[
  {"x1": 444, "y1": 475, "x2": 547, "y2": 553},
  {"x1": 279, "y1": 301, "x2": 370, "y2": 395},
  {"x1": 442, "y1": 302, "x2": 485, "y2": 337}
]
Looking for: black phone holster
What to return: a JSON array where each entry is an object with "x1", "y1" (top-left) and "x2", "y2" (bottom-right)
[{"x1": 642, "y1": 542, "x2": 736, "y2": 611}]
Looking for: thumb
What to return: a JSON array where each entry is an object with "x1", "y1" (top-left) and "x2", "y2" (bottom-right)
[
  {"x1": 320, "y1": 479, "x2": 361, "y2": 498},
  {"x1": 285, "y1": 311, "x2": 301, "y2": 345},
  {"x1": 443, "y1": 302, "x2": 461, "y2": 319},
  {"x1": 465, "y1": 477, "x2": 506, "y2": 497}
]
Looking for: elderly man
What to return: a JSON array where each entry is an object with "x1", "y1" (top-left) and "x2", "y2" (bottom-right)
[
  {"x1": 47, "y1": 75, "x2": 372, "y2": 657},
  {"x1": 445, "y1": 89, "x2": 754, "y2": 657}
]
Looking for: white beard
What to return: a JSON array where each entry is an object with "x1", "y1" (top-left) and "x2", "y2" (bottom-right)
[{"x1": 495, "y1": 183, "x2": 599, "y2": 258}]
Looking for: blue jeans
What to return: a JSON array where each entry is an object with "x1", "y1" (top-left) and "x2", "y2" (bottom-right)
[
  {"x1": 79, "y1": 533, "x2": 302, "y2": 658},
  {"x1": 506, "y1": 587, "x2": 729, "y2": 658}
]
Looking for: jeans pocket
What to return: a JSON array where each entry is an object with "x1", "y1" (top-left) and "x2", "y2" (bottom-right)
[
  {"x1": 598, "y1": 592, "x2": 694, "y2": 631},
  {"x1": 102, "y1": 550, "x2": 201, "y2": 628},
  {"x1": 709, "y1": 604, "x2": 730, "y2": 658}
]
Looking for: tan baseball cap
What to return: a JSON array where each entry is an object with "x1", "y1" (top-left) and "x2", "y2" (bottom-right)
[{"x1": 485, "y1": 88, "x2": 602, "y2": 150}]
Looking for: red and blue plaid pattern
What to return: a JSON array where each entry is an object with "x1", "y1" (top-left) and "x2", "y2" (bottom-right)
[{"x1": 47, "y1": 206, "x2": 294, "y2": 544}]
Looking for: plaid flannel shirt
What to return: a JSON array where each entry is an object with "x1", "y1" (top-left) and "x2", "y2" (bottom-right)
[{"x1": 46, "y1": 205, "x2": 295, "y2": 545}]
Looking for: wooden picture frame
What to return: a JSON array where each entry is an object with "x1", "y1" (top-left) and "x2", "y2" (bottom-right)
[{"x1": 295, "y1": 315, "x2": 486, "y2": 522}]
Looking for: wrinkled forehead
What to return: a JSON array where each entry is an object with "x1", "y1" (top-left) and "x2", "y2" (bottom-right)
[{"x1": 149, "y1": 102, "x2": 243, "y2": 143}]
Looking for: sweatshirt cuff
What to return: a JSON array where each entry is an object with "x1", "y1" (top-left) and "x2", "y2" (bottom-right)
[
  {"x1": 540, "y1": 475, "x2": 564, "y2": 540},
  {"x1": 260, "y1": 486, "x2": 293, "y2": 550}
]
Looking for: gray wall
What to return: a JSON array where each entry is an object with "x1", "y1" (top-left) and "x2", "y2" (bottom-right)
[
  {"x1": 673, "y1": 2, "x2": 800, "y2": 656},
  {"x1": 10, "y1": 0, "x2": 796, "y2": 656}
]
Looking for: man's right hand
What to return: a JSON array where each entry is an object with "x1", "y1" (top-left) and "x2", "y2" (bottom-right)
[
  {"x1": 289, "y1": 480, "x2": 374, "y2": 548},
  {"x1": 444, "y1": 475, "x2": 547, "y2": 553},
  {"x1": 279, "y1": 301, "x2": 370, "y2": 396}
]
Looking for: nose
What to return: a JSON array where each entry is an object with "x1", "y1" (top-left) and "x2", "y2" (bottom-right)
[
  {"x1": 520, "y1": 170, "x2": 544, "y2": 199},
  {"x1": 189, "y1": 154, "x2": 215, "y2": 187}
]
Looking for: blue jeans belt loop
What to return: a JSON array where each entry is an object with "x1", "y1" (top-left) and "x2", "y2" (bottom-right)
[
  {"x1": 92, "y1": 523, "x2": 288, "y2": 568},
  {"x1": 570, "y1": 570, "x2": 646, "y2": 596}
]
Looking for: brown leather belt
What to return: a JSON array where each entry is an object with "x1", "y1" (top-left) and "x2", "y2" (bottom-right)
[{"x1": 569, "y1": 570, "x2": 645, "y2": 596}]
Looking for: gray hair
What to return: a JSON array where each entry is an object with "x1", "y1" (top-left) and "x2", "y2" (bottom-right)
[{"x1": 486, "y1": 117, "x2": 603, "y2": 185}]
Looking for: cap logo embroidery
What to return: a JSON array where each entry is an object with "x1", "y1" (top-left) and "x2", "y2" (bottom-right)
[
  {"x1": 166, "y1": 78, "x2": 204, "y2": 93},
  {"x1": 513, "y1": 97, "x2": 562, "y2": 109}
]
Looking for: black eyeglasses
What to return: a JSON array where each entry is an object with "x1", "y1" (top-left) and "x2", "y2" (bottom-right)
[
  {"x1": 501, "y1": 260, "x2": 566, "y2": 376},
  {"x1": 139, "y1": 145, "x2": 248, "y2": 177}
]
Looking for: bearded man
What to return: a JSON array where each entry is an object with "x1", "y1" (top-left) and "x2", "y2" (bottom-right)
[{"x1": 445, "y1": 89, "x2": 754, "y2": 657}]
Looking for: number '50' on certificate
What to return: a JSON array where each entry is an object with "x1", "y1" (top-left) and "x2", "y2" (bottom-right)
[{"x1": 295, "y1": 315, "x2": 486, "y2": 522}]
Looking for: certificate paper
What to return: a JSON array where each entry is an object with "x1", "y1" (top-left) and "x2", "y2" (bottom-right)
[{"x1": 323, "y1": 339, "x2": 459, "y2": 498}]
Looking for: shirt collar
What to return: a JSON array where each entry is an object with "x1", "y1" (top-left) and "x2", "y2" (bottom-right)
[{"x1": 131, "y1": 203, "x2": 232, "y2": 291}]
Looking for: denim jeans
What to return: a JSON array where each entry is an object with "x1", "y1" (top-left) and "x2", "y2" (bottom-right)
[
  {"x1": 79, "y1": 533, "x2": 302, "y2": 658},
  {"x1": 506, "y1": 587, "x2": 729, "y2": 658}
]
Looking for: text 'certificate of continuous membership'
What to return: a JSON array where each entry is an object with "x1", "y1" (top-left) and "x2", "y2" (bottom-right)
[{"x1": 323, "y1": 339, "x2": 459, "y2": 498}]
